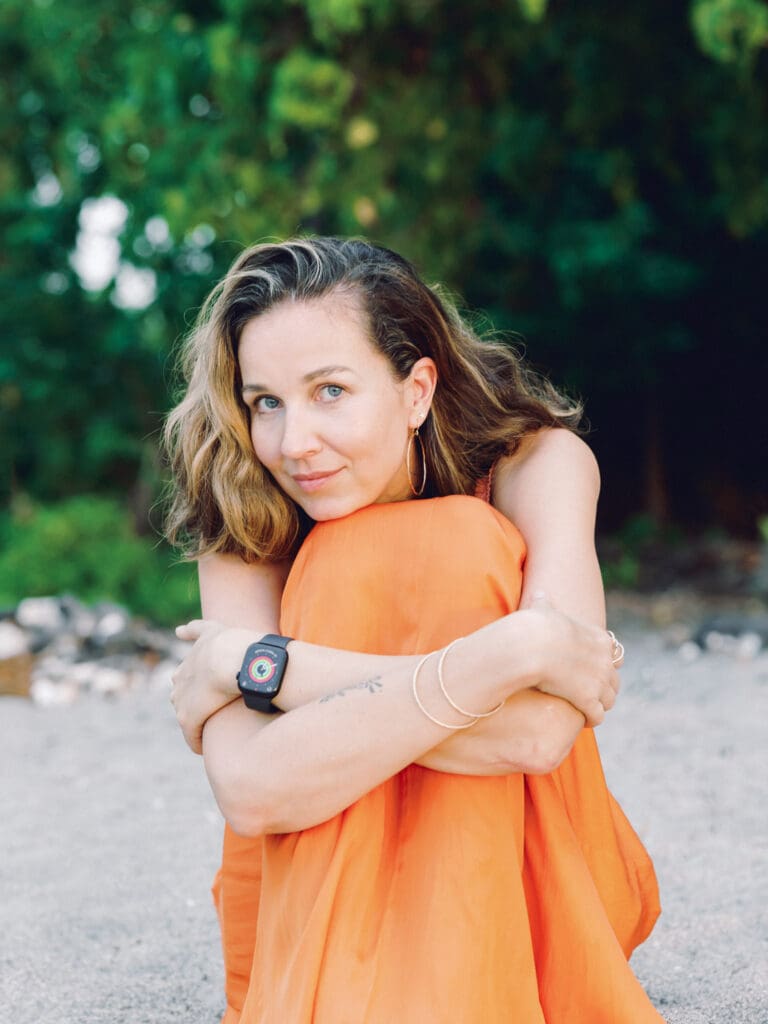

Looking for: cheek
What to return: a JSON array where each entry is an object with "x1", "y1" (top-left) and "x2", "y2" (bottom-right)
[{"x1": 250, "y1": 421, "x2": 274, "y2": 465}]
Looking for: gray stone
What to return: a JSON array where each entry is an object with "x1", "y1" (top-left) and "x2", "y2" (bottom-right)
[
  {"x1": 0, "y1": 620, "x2": 30, "y2": 658},
  {"x1": 16, "y1": 596, "x2": 68, "y2": 633}
]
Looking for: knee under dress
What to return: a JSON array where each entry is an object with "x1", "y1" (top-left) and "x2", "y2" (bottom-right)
[{"x1": 212, "y1": 496, "x2": 663, "y2": 1023}]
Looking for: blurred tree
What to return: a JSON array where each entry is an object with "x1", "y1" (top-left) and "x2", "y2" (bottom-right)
[{"x1": 1, "y1": 0, "x2": 766, "y2": 533}]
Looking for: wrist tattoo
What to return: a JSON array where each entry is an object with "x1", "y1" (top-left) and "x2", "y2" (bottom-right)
[{"x1": 319, "y1": 676, "x2": 383, "y2": 702}]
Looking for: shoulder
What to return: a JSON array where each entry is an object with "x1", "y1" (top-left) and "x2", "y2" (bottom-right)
[
  {"x1": 494, "y1": 428, "x2": 600, "y2": 500},
  {"x1": 490, "y1": 429, "x2": 601, "y2": 542}
]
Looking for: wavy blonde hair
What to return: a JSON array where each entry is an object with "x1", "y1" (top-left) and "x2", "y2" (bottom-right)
[{"x1": 163, "y1": 237, "x2": 582, "y2": 561}]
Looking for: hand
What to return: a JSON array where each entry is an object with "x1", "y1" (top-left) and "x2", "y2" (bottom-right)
[
  {"x1": 171, "y1": 619, "x2": 258, "y2": 754},
  {"x1": 521, "y1": 593, "x2": 622, "y2": 726}
]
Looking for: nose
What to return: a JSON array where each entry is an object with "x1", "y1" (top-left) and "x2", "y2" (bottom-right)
[{"x1": 279, "y1": 406, "x2": 322, "y2": 461}]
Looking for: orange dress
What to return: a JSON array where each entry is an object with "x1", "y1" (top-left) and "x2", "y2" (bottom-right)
[{"x1": 213, "y1": 496, "x2": 662, "y2": 1023}]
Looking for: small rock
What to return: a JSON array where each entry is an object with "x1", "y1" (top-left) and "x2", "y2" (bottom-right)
[
  {"x1": 16, "y1": 596, "x2": 67, "y2": 634},
  {"x1": 0, "y1": 621, "x2": 30, "y2": 658},
  {"x1": 32, "y1": 654, "x2": 72, "y2": 682},
  {"x1": 93, "y1": 605, "x2": 132, "y2": 641},
  {"x1": 735, "y1": 632, "x2": 762, "y2": 660},
  {"x1": 678, "y1": 641, "x2": 701, "y2": 663},
  {"x1": 694, "y1": 612, "x2": 768, "y2": 649},
  {"x1": 48, "y1": 632, "x2": 81, "y2": 659},
  {"x1": 704, "y1": 631, "x2": 726, "y2": 653},
  {"x1": 90, "y1": 666, "x2": 131, "y2": 696},
  {"x1": 30, "y1": 678, "x2": 80, "y2": 706}
]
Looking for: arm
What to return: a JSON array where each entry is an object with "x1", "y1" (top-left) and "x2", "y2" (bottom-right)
[
  {"x1": 418, "y1": 429, "x2": 605, "y2": 775},
  {"x1": 197, "y1": 606, "x2": 617, "y2": 835},
  {"x1": 176, "y1": 430, "x2": 610, "y2": 774}
]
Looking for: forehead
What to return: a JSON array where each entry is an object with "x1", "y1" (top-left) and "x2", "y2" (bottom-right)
[{"x1": 238, "y1": 294, "x2": 384, "y2": 378}]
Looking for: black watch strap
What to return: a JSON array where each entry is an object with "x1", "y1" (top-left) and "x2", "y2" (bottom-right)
[{"x1": 260, "y1": 634, "x2": 292, "y2": 651}]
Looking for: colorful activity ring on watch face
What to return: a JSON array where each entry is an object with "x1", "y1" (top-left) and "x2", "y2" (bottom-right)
[{"x1": 246, "y1": 653, "x2": 278, "y2": 687}]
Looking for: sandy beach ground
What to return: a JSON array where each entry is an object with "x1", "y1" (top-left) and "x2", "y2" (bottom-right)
[{"x1": 1, "y1": 608, "x2": 767, "y2": 1023}]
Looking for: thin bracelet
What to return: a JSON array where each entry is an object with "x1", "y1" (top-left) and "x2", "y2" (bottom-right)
[
  {"x1": 438, "y1": 637, "x2": 505, "y2": 719},
  {"x1": 412, "y1": 651, "x2": 478, "y2": 730}
]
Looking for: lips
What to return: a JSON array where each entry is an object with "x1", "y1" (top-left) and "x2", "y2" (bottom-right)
[{"x1": 291, "y1": 468, "x2": 342, "y2": 492}]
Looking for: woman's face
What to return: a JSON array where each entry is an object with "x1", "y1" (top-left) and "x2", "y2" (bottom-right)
[{"x1": 238, "y1": 294, "x2": 435, "y2": 521}]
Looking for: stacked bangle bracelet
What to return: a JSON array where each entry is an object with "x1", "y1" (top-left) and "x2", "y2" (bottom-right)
[{"x1": 412, "y1": 637, "x2": 505, "y2": 730}]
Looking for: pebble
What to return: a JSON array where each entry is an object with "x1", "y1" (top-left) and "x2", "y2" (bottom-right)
[
  {"x1": 679, "y1": 641, "x2": 702, "y2": 663},
  {"x1": 1, "y1": 595, "x2": 181, "y2": 705},
  {"x1": 0, "y1": 621, "x2": 30, "y2": 658},
  {"x1": 16, "y1": 596, "x2": 68, "y2": 633},
  {"x1": 3, "y1": 593, "x2": 767, "y2": 708}
]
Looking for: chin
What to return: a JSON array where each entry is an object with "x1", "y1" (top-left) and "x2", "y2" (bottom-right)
[{"x1": 295, "y1": 495, "x2": 364, "y2": 522}]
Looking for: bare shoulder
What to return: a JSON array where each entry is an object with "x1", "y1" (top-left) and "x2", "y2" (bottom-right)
[{"x1": 494, "y1": 429, "x2": 600, "y2": 498}]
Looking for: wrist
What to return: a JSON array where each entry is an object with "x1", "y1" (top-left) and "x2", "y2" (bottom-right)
[
  {"x1": 215, "y1": 628, "x2": 264, "y2": 698},
  {"x1": 446, "y1": 616, "x2": 530, "y2": 706},
  {"x1": 482, "y1": 612, "x2": 543, "y2": 694}
]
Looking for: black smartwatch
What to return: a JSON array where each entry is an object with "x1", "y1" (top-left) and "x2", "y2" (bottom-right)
[{"x1": 236, "y1": 634, "x2": 293, "y2": 713}]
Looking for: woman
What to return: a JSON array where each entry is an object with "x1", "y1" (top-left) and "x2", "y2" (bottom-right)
[{"x1": 166, "y1": 237, "x2": 662, "y2": 1022}]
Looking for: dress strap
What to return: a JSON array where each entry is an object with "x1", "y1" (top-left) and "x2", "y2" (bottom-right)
[{"x1": 473, "y1": 461, "x2": 497, "y2": 505}]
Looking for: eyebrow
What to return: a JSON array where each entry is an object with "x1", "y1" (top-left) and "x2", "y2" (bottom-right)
[{"x1": 241, "y1": 365, "x2": 356, "y2": 393}]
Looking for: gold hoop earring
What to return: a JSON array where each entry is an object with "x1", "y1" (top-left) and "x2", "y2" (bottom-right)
[{"x1": 406, "y1": 426, "x2": 427, "y2": 497}]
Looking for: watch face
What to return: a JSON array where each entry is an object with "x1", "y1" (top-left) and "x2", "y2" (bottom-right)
[{"x1": 242, "y1": 646, "x2": 285, "y2": 694}]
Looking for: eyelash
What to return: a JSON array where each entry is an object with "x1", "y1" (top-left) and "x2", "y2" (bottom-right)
[
  {"x1": 253, "y1": 395, "x2": 280, "y2": 413},
  {"x1": 251, "y1": 384, "x2": 345, "y2": 414}
]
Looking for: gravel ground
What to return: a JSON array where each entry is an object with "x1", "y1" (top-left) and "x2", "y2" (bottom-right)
[{"x1": 1, "y1": 613, "x2": 767, "y2": 1023}]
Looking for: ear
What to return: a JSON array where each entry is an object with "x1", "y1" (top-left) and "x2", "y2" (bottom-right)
[{"x1": 406, "y1": 357, "x2": 438, "y2": 429}]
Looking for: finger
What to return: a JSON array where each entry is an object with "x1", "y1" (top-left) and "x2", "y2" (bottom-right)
[
  {"x1": 610, "y1": 667, "x2": 621, "y2": 695},
  {"x1": 181, "y1": 723, "x2": 203, "y2": 755},
  {"x1": 175, "y1": 620, "x2": 207, "y2": 641},
  {"x1": 583, "y1": 698, "x2": 605, "y2": 728}
]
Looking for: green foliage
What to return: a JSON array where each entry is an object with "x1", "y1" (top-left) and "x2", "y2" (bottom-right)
[
  {"x1": 601, "y1": 553, "x2": 641, "y2": 591},
  {"x1": 1, "y1": 0, "x2": 766, "y2": 538},
  {"x1": 600, "y1": 515, "x2": 686, "y2": 590},
  {"x1": 0, "y1": 497, "x2": 199, "y2": 625},
  {"x1": 691, "y1": 0, "x2": 768, "y2": 65},
  {"x1": 269, "y1": 51, "x2": 355, "y2": 131},
  {"x1": 517, "y1": 0, "x2": 549, "y2": 22}
]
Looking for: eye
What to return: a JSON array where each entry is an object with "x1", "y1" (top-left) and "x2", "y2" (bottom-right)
[
  {"x1": 253, "y1": 395, "x2": 281, "y2": 413},
  {"x1": 318, "y1": 384, "x2": 344, "y2": 401}
]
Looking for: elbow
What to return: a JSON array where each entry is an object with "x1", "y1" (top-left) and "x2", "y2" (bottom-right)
[
  {"x1": 497, "y1": 734, "x2": 576, "y2": 776},
  {"x1": 522, "y1": 737, "x2": 573, "y2": 775},
  {"x1": 205, "y1": 758, "x2": 276, "y2": 837},
  {"x1": 222, "y1": 798, "x2": 269, "y2": 838},
  {"x1": 214, "y1": 783, "x2": 272, "y2": 837},
  {"x1": 213, "y1": 769, "x2": 305, "y2": 836},
  {"x1": 223, "y1": 794, "x2": 323, "y2": 836}
]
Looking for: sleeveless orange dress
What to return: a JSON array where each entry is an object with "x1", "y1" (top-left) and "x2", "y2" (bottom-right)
[{"x1": 212, "y1": 496, "x2": 662, "y2": 1023}]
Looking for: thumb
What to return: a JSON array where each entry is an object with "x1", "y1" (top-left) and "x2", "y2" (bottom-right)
[{"x1": 175, "y1": 619, "x2": 207, "y2": 642}]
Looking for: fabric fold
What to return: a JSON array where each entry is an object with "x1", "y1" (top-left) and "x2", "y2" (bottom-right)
[{"x1": 214, "y1": 496, "x2": 662, "y2": 1023}]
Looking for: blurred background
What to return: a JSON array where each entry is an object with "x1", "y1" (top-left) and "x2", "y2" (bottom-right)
[{"x1": 1, "y1": 0, "x2": 767, "y2": 626}]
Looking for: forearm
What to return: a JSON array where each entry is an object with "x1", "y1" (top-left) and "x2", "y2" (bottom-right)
[
  {"x1": 202, "y1": 615, "x2": 542, "y2": 836},
  {"x1": 417, "y1": 690, "x2": 584, "y2": 775}
]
